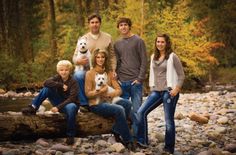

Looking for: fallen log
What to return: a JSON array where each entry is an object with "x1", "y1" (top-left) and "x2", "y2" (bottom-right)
[{"x1": 0, "y1": 111, "x2": 116, "y2": 141}]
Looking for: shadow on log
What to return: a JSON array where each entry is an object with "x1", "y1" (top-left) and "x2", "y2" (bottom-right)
[{"x1": 0, "y1": 112, "x2": 116, "y2": 141}]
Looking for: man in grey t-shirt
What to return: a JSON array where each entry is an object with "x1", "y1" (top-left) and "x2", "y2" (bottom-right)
[{"x1": 114, "y1": 17, "x2": 147, "y2": 139}]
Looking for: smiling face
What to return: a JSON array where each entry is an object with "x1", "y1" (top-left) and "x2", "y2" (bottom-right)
[
  {"x1": 95, "y1": 52, "x2": 106, "y2": 67},
  {"x1": 118, "y1": 22, "x2": 131, "y2": 37},
  {"x1": 88, "y1": 17, "x2": 101, "y2": 34},
  {"x1": 156, "y1": 37, "x2": 167, "y2": 52},
  {"x1": 57, "y1": 66, "x2": 70, "y2": 81}
]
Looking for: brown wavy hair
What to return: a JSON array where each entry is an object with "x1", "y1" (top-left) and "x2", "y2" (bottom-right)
[
  {"x1": 88, "y1": 13, "x2": 102, "y2": 23},
  {"x1": 153, "y1": 33, "x2": 173, "y2": 60},
  {"x1": 117, "y1": 17, "x2": 132, "y2": 28},
  {"x1": 91, "y1": 49, "x2": 109, "y2": 72}
]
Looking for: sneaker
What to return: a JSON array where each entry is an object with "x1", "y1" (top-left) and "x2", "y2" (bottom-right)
[
  {"x1": 80, "y1": 106, "x2": 90, "y2": 112},
  {"x1": 125, "y1": 142, "x2": 136, "y2": 151},
  {"x1": 137, "y1": 141, "x2": 148, "y2": 149},
  {"x1": 66, "y1": 137, "x2": 74, "y2": 145},
  {"x1": 22, "y1": 105, "x2": 36, "y2": 115}
]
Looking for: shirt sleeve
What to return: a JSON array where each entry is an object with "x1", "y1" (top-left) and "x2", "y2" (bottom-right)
[
  {"x1": 44, "y1": 75, "x2": 63, "y2": 89},
  {"x1": 137, "y1": 39, "x2": 148, "y2": 82},
  {"x1": 108, "y1": 38, "x2": 117, "y2": 71},
  {"x1": 85, "y1": 71, "x2": 97, "y2": 98},
  {"x1": 173, "y1": 54, "x2": 185, "y2": 88},
  {"x1": 72, "y1": 39, "x2": 79, "y2": 65}
]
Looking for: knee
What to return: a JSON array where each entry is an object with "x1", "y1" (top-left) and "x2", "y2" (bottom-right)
[
  {"x1": 116, "y1": 106, "x2": 126, "y2": 116},
  {"x1": 64, "y1": 103, "x2": 78, "y2": 115},
  {"x1": 122, "y1": 99, "x2": 132, "y2": 110},
  {"x1": 41, "y1": 87, "x2": 52, "y2": 94},
  {"x1": 126, "y1": 100, "x2": 132, "y2": 109}
]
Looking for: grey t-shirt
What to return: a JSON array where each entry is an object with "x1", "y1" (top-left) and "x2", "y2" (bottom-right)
[
  {"x1": 151, "y1": 53, "x2": 185, "y2": 91},
  {"x1": 114, "y1": 35, "x2": 147, "y2": 82}
]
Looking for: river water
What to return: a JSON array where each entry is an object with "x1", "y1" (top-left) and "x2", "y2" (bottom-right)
[
  {"x1": 0, "y1": 98, "x2": 52, "y2": 112},
  {"x1": 0, "y1": 84, "x2": 235, "y2": 113},
  {"x1": 0, "y1": 98, "x2": 33, "y2": 112}
]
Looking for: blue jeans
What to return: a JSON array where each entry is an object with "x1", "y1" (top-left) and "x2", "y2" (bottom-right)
[
  {"x1": 90, "y1": 99, "x2": 133, "y2": 143},
  {"x1": 120, "y1": 80, "x2": 143, "y2": 138},
  {"x1": 137, "y1": 91, "x2": 179, "y2": 152},
  {"x1": 73, "y1": 70, "x2": 88, "y2": 106},
  {"x1": 32, "y1": 87, "x2": 78, "y2": 137}
]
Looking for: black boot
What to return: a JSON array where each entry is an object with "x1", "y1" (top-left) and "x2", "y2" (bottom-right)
[
  {"x1": 137, "y1": 141, "x2": 148, "y2": 149},
  {"x1": 21, "y1": 105, "x2": 36, "y2": 115},
  {"x1": 125, "y1": 142, "x2": 136, "y2": 151},
  {"x1": 66, "y1": 136, "x2": 74, "y2": 145},
  {"x1": 112, "y1": 131, "x2": 123, "y2": 144}
]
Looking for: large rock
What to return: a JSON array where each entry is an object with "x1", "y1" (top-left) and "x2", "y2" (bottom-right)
[
  {"x1": 224, "y1": 143, "x2": 236, "y2": 153},
  {"x1": 0, "y1": 88, "x2": 6, "y2": 94},
  {"x1": 189, "y1": 112, "x2": 209, "y2": 124}
]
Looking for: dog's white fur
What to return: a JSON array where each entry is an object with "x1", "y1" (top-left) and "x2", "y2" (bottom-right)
[
  {"x1": 73, "y1": 37, "x2": 91, "y2": 71},
  {"x1": 95, "y1": 72, "x2": 122, "y2": 104}
]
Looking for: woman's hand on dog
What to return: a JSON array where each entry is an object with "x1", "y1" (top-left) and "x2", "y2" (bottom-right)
[
  {"x1": 101, "y1": 94, "x2": 112, "y2": 101},
  {"x1": 77, "y1": 57, "x2": 89, "y2": 65},
  {"x1": 95, "y1": 85, "x2": 108, "y2": 95}
]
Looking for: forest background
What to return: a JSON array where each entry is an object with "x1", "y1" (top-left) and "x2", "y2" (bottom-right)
[{"x1": 0, "y1": 0, "x2": 235, "y2": 92}]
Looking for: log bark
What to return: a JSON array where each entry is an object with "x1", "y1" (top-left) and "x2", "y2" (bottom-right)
[{"x1": 0, "y1": 112, "x2": 116, "y2": 141}]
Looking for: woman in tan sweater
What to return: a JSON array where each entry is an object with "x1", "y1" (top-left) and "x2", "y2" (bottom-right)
[{"x1": 85, "y1": 49, "x2": 135, "y2": 151}]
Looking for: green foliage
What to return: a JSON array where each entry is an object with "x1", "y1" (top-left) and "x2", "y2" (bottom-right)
[
  {"x1": 154, "y1": 0, "x2": 222, "y2": 78},
  {"x1": 0, "y1": 0, "x2": 235, "y2": 90},
  {"x1": 189, "y1": 0, "x2": 236, "y2": 67}
]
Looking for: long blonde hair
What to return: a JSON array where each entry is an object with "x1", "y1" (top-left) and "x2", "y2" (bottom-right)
[{"x1": 91, "y1": 49, "x2": 109, "y2": 72}]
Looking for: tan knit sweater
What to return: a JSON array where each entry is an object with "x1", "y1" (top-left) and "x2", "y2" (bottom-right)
[
  {"x1": 85, "y1": 66, "x2": 121, "y2": 106},
  {"x1": 83, "y1": 32, "x2": 117, "y2": 71}
]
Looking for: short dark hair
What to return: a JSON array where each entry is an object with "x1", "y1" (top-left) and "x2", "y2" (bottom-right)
[
  {"x1": 88, "y1": 13, "x2": 102, "y2": 23},
  {"x1": 117, "y1": 17, "x2": 132, "y2": 28}
]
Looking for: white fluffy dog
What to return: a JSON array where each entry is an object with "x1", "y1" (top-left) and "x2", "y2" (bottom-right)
[
  {"x1": 95, "y1": 72, "x2": 122, "y2": 104},
  {"x1": 73, "y1": 37, "x2": 91, "y2": 71}
]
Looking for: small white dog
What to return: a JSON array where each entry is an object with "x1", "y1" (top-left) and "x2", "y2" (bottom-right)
[
  {"x1": 73, "y1": 37, "x2": 91, "y2": 71},
  {"x1": 95, "y1": 72, "x2": 122, "y2": 104}
]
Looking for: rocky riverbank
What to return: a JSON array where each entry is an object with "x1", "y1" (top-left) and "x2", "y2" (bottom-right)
[{"x1": 0, "y1": 90, "x2": 236, "y2": 155}]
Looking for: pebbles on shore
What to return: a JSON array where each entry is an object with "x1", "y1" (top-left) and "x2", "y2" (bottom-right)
[{"x1": 0, "y1": 90, "x2": 236, "y2": 155}]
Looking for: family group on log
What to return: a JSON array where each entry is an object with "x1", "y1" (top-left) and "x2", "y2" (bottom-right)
[{"x1": 13, "y1": 13, "x2": 184, "y2": 154}]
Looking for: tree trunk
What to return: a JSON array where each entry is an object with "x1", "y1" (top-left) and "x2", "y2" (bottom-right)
[
  {"x1": 140, "y1": 0, "x2": 144, "y2": 38},
  {"x1": 94, "y1": 0, "x2": 100, "y2": 14},
  {"x1": 85, "y1": 0, "x2": 92, "y2": 15},
  {"x1": 0, "y1": 0, "x2": 6, "y2": 45},
  {"x1": 75, "y1": 0, "x2": 85, "y2": 27},
  {"x1": 49, "y1": 0, "x2": 57, "y2": 58},
  {"x1": 21, "y1": 0, "x2": 34, "y2": 62},
  {"x1": 104, "y1": 0, "x2": 109, "y2": 9},
  {"x1": 0, "y1": 112, "x2": 119, "y2": 141}
]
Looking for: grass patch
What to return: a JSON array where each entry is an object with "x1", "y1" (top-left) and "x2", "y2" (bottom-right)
[{"x1": 213, "y1": 67, "x2": 236, "y2": 84}]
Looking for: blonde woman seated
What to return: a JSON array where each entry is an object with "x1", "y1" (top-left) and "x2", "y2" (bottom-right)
[{"x1": 85, "y1": 49, "x2": 135, "y2": 151}]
